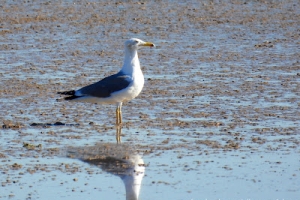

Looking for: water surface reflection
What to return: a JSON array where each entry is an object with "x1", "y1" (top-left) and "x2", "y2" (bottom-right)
[{"x1": 67, "y1": 143, "x2": 145, "y2": 200}]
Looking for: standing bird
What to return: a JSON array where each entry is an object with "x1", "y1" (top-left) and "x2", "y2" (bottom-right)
[{"x1": 57, "y1": 38, "x2": 155, "y2": 142}]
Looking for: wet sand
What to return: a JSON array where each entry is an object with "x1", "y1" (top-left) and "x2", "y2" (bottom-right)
[{"x1": 0, "y1": 1, "x2": 299, "y2": 199}]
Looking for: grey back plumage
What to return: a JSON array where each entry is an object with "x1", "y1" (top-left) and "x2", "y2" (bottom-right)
[{"x1": 79, "y1": 71, "x2": 131, "y2": 98}]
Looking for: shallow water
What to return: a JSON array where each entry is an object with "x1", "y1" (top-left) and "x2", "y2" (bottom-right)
[{"x1": 1, "y1": 0, "x2": 299, "y2": 199}]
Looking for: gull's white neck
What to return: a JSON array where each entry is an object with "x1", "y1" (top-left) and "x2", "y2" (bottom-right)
[{"x1": 121, "y1": 48, "x2": 141, "y2": 75}]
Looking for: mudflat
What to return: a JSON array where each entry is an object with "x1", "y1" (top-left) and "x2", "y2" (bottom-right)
[{"x1": 0, "y1": 1, "x2": 299, "y2": 199}]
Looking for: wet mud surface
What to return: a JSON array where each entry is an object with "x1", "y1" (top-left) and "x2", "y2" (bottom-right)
[{"x1": 0, "y1": 0, "x2": 299, "y2": 199}]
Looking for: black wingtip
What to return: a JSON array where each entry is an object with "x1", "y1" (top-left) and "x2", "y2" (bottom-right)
[
  {"x1": 57, "y1": 90, "x2": 76, "y2": 96},
  {"x1": 57, "y1": 90, "x2": 82, "y2": 101},
  {"x1": 64, "y1": 95, "x2": 81, "y2": 100}
]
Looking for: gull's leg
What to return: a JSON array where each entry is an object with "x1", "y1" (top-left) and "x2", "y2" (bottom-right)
[
  {"x1": 116, "y1": 107, "x2": 120, "y2": 126},
  {"x1": 116, "y1": 102, "x2": 123, "y2": 126},
  {"x1": 118, "y1": 106, "x2": 122, "y2": 124},
  {"x1": 116, "y1": 102, "x2": 123, "y2": 144},
  {"x1": 116, "y1": 125, "x2": 121, "y2": 144},
  {"x1": 115, "y1": 103, "x2": 122, "y2": 126}
]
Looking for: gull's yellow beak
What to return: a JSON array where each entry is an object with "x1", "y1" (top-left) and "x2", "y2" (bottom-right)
[{"x1": 141, "y1": 42, "x2": 155, "y2": 47}]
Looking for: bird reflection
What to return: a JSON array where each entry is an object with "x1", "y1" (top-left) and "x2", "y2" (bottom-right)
[{"x1": 67, "y1": 143, "x2": 145, "y2": 200}]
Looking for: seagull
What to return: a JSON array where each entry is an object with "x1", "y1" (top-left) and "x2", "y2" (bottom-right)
[{"x1": 58, "y1": 38, "x2": 155, "y2": 142}]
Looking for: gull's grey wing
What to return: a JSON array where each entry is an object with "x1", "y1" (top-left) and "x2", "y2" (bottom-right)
[{"x1": 79, "y1": 72, "x2": 131, "y2": 98}]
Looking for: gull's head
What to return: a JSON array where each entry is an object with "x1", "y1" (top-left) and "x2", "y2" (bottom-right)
[{"x1": 125, "y1": 38, "x2": 155, "y2": 51}]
